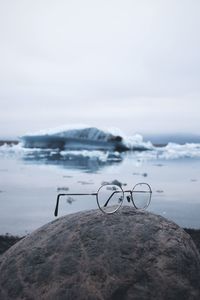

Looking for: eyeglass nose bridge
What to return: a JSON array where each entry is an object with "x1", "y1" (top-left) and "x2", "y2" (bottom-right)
[{"x1": 123, "y1": 190, "x2": 133, "y2": 203}]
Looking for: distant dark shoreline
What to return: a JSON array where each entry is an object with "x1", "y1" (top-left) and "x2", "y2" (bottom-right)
[
  {"x1": 0, "y1": 228, "x2": 200, "y2": 256},
  {"x1": 0, "y1": 140, "x2": 18, "y2": 146},
  {"x1": 144, "y1": 133, "x2": 200, "y2": 145}
]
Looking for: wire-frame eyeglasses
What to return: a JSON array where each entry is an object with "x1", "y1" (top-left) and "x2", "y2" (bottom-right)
[{"x1": 54, "y1": 182, "x2": 152, "y2": 216}]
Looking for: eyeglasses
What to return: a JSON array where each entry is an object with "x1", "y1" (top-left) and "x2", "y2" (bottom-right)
[{"x1": 54, "y1": 182, "x2": 152, "y2": 216}]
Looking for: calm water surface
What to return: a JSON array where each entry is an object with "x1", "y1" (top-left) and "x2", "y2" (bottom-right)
[{"x1": 0, "y1": 150, "x2": 200, "y2": 235}]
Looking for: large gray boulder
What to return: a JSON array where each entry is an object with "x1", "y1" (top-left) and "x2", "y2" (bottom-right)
[{"x1": 0, "y1": 207, "x2": 200, "y2": 300}]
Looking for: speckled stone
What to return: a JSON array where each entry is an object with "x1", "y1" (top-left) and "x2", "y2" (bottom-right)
[{"x1": 0, "y1": 206, "x2": 200, "y2": 300}]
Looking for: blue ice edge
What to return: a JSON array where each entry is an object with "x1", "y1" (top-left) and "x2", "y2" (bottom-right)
[{"x1": 20, "y1": 126, "x2": 152, "y2": 152}]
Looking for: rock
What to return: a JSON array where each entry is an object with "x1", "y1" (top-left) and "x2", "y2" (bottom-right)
[{"x1": 0, "y1": 207, "x2": 200, "y2": 300}]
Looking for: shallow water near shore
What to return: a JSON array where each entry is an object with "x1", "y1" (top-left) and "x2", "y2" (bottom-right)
[{"x1": 0, "y1": 145, "x2": 200, "y2": 235}]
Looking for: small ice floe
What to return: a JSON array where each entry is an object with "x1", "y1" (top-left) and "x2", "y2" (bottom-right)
[
  {"x1": 0, "y1": 142, "x2": 24, "y2": 157},
  {"x1": 77, "y1": 180, "x2": 94, "y2": 185},
  {"x1": 107, "y1": 152, "x2": 122, "y2": 162},
  {"x1": 60, "y1": 150, "x2": 109, "y2": 162},
  {"x1": 101, "y1": 179, "x2": 127, "y2": 187},
  {"x1": 66, "y1": 196, "x2": 75, "y2": 204},
  {"x1": 132, "y1": 172, "x2": 148, "y2": 177},
  {"x1": 153, "y1": 163, "x2": 164, "y2": 167},
  {"x1": 142, "y1": 173, "x2": 148, "y2": 177},
  {"x1": 190, "y1": 179, "x2": 198, "y2": 182},
  {"x1": 123, "y1": 133, "x2": 153, "y2": 151},
  {"x1": 57, "y1": 187, "x2": 69, "y2": 192},
  {"x1": 158, "y1": 142, "x2": 200, "y2": 159}
]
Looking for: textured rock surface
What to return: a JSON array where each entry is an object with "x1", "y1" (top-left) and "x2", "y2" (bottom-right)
[{"x1": 0, "y1": 207, "x2": 200, "y2": 300}]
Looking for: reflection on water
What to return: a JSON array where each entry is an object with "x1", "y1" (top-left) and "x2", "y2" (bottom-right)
[{"x1": 22, "y1": 149, "x2": 123, "y2": 172}]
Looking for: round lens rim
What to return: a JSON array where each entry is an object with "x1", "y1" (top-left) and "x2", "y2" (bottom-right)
[
  {"x1": 131, "y1": 182, "x2": 152, "y2": 209},
  {"x1": 96, "y1": 183, "x2": 124, "y2": 214}
]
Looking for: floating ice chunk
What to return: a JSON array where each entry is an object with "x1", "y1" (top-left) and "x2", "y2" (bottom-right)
[
  {"x1": 21, "y1": 126, "x2": 129, "y2": 151},
  {"x1": 123, "y1": 133, "x2": 154, "y2": 151},
  {"x1": 160, "y1": 143, "x2": 200, "y2": 159},
  {"x1": 60, "y1": 150, "x2": 109, "y2": 162},
  {"x1": 21, "y1": 126, "x2": 153, "y2": 152}
]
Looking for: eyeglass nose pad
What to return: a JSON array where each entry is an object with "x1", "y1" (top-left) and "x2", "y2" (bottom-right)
[
  {"x1": 118, "y1": 196, "x2": 123, "y2": 203},
  {"x1": 126, "y1": 196, "x2": 131, "y2": 203}
]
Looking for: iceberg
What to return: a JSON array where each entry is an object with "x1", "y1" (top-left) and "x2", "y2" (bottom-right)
[{"x1": 21, "y1": 126, "x2": 130, "y2": 152}]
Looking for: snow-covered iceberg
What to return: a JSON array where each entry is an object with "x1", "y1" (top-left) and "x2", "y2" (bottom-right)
[{"x1": 21, "y1": 126, "x2": 152, "y2": 152}]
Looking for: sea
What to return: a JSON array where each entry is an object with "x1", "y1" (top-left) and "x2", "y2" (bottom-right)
[{"x1": 0, "y1": 128, "x2": 200, "y2": 236}]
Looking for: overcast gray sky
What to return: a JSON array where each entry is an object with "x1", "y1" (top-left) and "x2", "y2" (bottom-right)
[{"x1": 0, "y1": 0, "x2": 200, "y2": 138}]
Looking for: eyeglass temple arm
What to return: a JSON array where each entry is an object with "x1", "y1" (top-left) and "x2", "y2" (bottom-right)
[
  {"x1": 54, "y1": 193, "x2": 97, "y2": 217},
  {"x1": 54, "y1": 194, "x2": 63, "y2": 217},
  {"x1": 104, "y1": 190, "x2": 121, "y2": 207}
]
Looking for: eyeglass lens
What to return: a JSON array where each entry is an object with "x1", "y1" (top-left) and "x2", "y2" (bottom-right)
[
  {"x1": 132, "y1": 183, "x2": 151, "y2": 209},
  {"x1": 97, "y1": 184, "x2": 124, "y2": 214}
]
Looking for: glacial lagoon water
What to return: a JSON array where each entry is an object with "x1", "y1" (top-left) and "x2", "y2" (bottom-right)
[{"x1": 0, "y1": 143, "x2": 200, "y2": 235}]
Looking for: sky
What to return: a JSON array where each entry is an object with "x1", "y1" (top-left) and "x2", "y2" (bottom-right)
[{"x1": 0, "y1": 0, "x2": 200, "y2": 138}]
